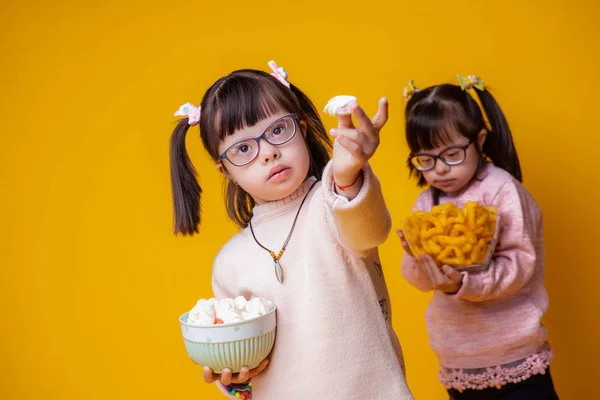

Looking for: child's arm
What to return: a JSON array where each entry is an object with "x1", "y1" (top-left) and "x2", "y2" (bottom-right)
[
  {"x1": 322, "y1": 99, "x2": 390, "y2": 257},
  {"x1": 322, "y1": 162, "x2": 391, "y2": 257},
  {"x1": 449, "y1": 181, "x2": 542, "y2": 302}
]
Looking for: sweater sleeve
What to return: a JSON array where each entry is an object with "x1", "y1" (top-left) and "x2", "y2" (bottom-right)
[
  {"x1": 320, "y1": 161, "x2": 391, "y2": 258},
  {"x1": 451, "y1": 180, "x2": 542, "y2": 302},
  {"x1": 401, "y1": 190, "x2": 435, "y2": 292}
]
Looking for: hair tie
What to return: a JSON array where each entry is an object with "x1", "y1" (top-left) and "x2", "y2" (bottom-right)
[
  {"x1": 174, "y1": 102, "x2": 201, "y2": 126},
  {"x1": 457, "y1": 74, "x2": 491, "y2": 130},
  {"x1": 457, "y1": 74, "x2": 485, "y2": 91},
  {"x1": 403, "y1": 79, "x2": 420, "y2": 101},
  {"x1": 267, "y1": 60, "x2": 290, "y2": 88}
]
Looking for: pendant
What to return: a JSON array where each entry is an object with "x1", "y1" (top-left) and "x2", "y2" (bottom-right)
[{"x1": 274, "y1": 259, "x2": 283, "y2": 284}]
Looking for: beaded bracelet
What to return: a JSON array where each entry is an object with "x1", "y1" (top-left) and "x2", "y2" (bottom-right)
[{"x1": 225, "y1": 381, "x2": 252, "y2": 399}]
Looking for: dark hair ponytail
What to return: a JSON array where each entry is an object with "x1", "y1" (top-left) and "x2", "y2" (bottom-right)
[
  {"x1": 169, "y1": 118, "x2": 202, "y2": 235},
  {"x1": 473, "y1": 89, "x2": 522, "y2": 182}
]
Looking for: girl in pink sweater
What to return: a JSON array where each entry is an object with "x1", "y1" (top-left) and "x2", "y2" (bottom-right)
[
  {"x1": 399, "y1": 76, "x2": 559, "y2": 400},
  {"x1": 169, "y1": 61, "x2": 413, "y2": 399}
]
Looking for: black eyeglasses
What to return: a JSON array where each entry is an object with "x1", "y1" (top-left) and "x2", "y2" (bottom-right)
[
  {"x1": 219, "y1": 113, "x2": 298, "y2": 167},
  {"x1": 409, "y1": 141, "x2": 473, "y2": 171}
]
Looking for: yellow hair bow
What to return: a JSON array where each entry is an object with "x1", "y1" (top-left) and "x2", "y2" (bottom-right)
[
  {"x1": 457, "y1": 74, "x2": 485, "y2": 91},
  {"x1": 403, "y1": 79, "x2": 420, "y2": 101}
]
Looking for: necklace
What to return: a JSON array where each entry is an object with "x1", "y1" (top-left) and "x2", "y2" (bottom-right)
[{"x1": 249, "y1": 180, "x2": 318, "y2": 284}]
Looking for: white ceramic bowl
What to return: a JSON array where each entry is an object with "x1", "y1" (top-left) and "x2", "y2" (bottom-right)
[{"x1": 179, "y1": 306, "x2": 276, "y2": 373}]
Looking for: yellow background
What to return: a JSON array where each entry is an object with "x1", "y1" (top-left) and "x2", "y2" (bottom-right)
[{"x1": 2, "y1": 1, "x2": 598, "y2": 398}]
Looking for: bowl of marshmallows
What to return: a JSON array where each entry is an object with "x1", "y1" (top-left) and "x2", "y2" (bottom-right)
[{"x1": 179, "y1": 296, "x2": 276, "y2": 373}]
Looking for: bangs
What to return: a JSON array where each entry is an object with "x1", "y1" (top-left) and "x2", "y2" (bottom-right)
[
  {"x1": 200, "y1": 71, "x2": 299, "y2": 158},
  {"x1": 405, "y1": 98, "x2": 479, "y2": 154}
]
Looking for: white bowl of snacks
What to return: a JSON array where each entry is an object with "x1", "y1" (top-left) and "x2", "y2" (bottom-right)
[{"x1": 179, "y1": 296, "x2": 276, "y2": 373}]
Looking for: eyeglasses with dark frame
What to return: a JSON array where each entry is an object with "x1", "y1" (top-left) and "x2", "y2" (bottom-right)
[
  {"x1": 219, "y1": 113, "x2": 298, "y2": 167},
  {"x1": 409, "y1": 140, "x2": 473, "y2": 171}
]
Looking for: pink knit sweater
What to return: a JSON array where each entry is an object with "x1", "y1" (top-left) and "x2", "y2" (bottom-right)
[
  {"x1": 212, "y1": 162, "x2": 413, "y2": 399},
  {"x1": 402, "y1": 163, "x2": 552, "y2": 391}
]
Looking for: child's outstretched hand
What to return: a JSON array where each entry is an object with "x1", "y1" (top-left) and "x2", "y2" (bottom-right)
[
  {"x1": 330, "y1": 97, "x2": 388, "y2": 198},
  {"x1": 415, "y1": 254, "x2": 463, "y2": 294},
  {"x1": 201, "y1": 359, "x2": 269, "y2": 386}
]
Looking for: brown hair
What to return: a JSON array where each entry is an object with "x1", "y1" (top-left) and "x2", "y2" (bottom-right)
[
  {"x1": 170, "y1": 69, "x2": 331, "y2": 235},
  {"x1": 405, "y1": 83, "x2": 522, "y2": 203}
]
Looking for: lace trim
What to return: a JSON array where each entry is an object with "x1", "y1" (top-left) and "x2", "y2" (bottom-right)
[{"x1": 439, "y1": 344, "x2": 553, "y2": 392}]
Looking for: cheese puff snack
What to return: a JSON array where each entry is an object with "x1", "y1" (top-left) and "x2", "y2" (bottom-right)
[{"x1": 402, "y1": 202, "x2": 499, "y2": 268}]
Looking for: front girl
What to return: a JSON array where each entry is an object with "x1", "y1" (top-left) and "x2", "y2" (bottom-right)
[{"x1": 170, "y1": 61, "x2": 413, "y2": 399}]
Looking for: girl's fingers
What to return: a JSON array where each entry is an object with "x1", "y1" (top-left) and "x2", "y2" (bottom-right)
[
  {"x1": 336, "y1": 135, "x2": 364, "y2": 157},
  {"x1": 351, "y1": 104, "x2": 381, "y2": 142},
  {"x1": 338, "y1": 98, "x2": 388, "y2": 135},
  {"x1": 330, "y1": 128, "x2": 369, "y2": 144},
  {"x1": 396, "y1": 230, "x2": 414, "y2": 257},
  {"x1": 203, "y1": 367, "x2": 216, "y2": 383},
  {"x1": 214, "y1": 359, "x2": 269, "y2": 385},
  {"x1": 233, "y1": 367, "x2": 250, "y2": 384},
  {"x1": 337, "y1": 113, "x2": 355, "y2": 129},
  {"x1": 442, "y1": 265, "x2": 463, "y2": 283},
  {"x1": 418, "y1": 256, "x2": 438, "y2": 287},
  {"x1": 370, "y1": 97, "x2": 389, "y2": 131},
  {"x1": 248, "y1": 359, "x2": 269, "y2": 379},
  {"x1": 220, "y1": 368, "x2": 233, "y2": 386}
]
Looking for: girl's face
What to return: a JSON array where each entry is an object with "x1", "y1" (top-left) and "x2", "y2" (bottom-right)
[
  {"x1": 217, "y1": 112, "x2": 311, "y2": 204},
  {"x1": 413, "y1": 129, "x2": 486, "y2": 195}
]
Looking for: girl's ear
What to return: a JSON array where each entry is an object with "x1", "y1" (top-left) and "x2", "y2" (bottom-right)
[
  {"x1": 216, "y1": 162, "x2": 230, "y2": 178},
  {"x1": 217, "y1": 162, "x2": 238, "y2": 185},
  {"x1": 299, "y1": 119, "x2": 307, "y2": 138},
  {"x1": 477, "y1": 129, "x2": 487, "y2": 149}
]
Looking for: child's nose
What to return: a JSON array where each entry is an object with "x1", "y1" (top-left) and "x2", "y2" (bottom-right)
[
  {"x1": 434, "y1": 158, "x2": 450, "y2": 175},
  {"x1": 259, "y1": 139, "x2": 280, "y2": 163}
]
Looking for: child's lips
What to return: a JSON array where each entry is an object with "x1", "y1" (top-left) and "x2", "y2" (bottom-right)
[
  {"x1": 436, "y1": 179, "x2": 456, "y2": 187},
  {"x1": 268, "y1": 166, "x2": 291, "y2": 182}
]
